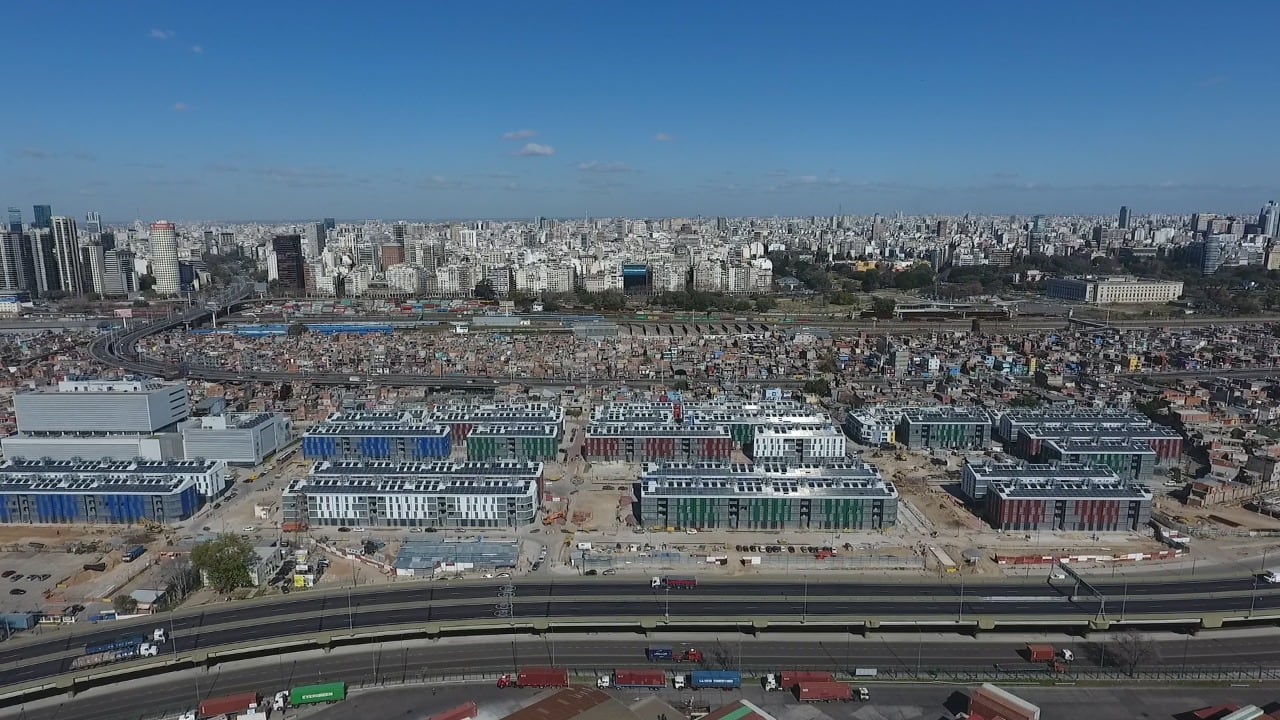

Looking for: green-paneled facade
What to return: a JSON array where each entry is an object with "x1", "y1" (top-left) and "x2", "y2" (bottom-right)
[{"x1": 642, "y1": 494, "x2": 894, "y2": 531}]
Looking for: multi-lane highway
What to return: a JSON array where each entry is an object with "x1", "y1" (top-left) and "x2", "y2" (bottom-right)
[
  {"x1": 10, "y1": 632, "x2": 1280, "y2": 720},
  {"x1": 1, "y1": 576, "x2": 1278, "y2": 695}
]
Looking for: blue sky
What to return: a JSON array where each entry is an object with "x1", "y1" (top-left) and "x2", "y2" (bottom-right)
[{"x1": 3, "y1": 1, "x2": 1278, "y2": 221}]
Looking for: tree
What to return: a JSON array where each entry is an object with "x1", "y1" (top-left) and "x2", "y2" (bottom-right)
[
  {"x1": 138, "y1": 274, "x2": 156, "y2": 292},
  {"x1": 753, "y1": 296, "x2": 777, "y2": 313},
  {"x1": 286, "y1": 322, "x2": 308, "y2": 337},
  {"x1": 162, "y1": 558, "x2": 201, "y2": 602},
  {"x1": 1010, "y1": 393, "x2": 1043, "y2": 407},
  {"x1": 473, "y1": 279, "x2": 497, "y2": 300},
  {"x1": 802, "y1": 379, "x2": 831, "y2": 396},
  {"x1": 1108, "y1": 628, "x2": 1156, "y2": 677},
  {"x1": 190, "y1": 534, "x2": 255, "y2": 594},
  {"x1": 111, "y1": 594, "x2": 138, "y2": 615},
  {"x1": 870, "y1": 296, "x2": 896, "y2": 319}
]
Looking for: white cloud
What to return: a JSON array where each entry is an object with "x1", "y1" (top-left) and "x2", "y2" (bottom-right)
[
  {"x1": 577, "y1": 161, "x2": 631, "y2": 173},
  {"x1": 149, "y1": 28, "x2": 175, "y2": 40},
  {"x1": 173, "y1": 102, "x2": 189, "y2": 112},
  {"x1": 191, "y1": 44, "x2": 203, "y2": 54},
  {"x1": 654, "y1": 132, "x2": 673, "y2": 142},
  {"x1": 502, "y1": 129, "x2": 538, "y2": 141},
  {"x1": 519, "y1": 143, "x2": 555, "y2": 157}
]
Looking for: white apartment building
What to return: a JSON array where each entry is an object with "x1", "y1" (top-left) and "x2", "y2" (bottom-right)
[
  {"x1": 1045, "y1": 276, "x2": 1184, "y2": 305},
  {"x1": 751, "y1": 424, "x2": 847, "y2": 463}
]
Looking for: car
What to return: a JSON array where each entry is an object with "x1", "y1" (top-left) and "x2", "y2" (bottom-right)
[
  {"x1": 202, "y1": 526, "x2": 211, "y2": 531},
  {"x1": 9, "y1": 574, "x2": 22, "y2": 581},
  {"x1": 583, "y1": 569, "x2": 598, "y2": 576},
  {"x1": 409, "y1": 527, "x2": 422, "y2": 533},
  {"x1": 424, "y1": 526, "x2": 439, "y2": 533},
  {"x1": 685, "y1": 528, "x2": 698, "y2": 535},
  {"x1": 243, "y1": 526, "x2": 256, "y2": 532},
  {"x1": 0, "y1": 570, "x2": 13, "y2": 578},
  {"x1": 337, "y1": 527, "x2": 352, "y2": 532},
  {"x1": 602, "y1": 568, "x2": 617, "y2": 576},
  {"x1": 9, "y1": 588, "x2": 24, "y2": 595},
  {"x1": 496, "y1": 572, "x2": 511, "y2": 578},
  {"x1": 352, "y1": 527, "x2": 367, "y2": 533},
  {"x1": 531, "y1": 561, "x2": 542, "y2": 571}
]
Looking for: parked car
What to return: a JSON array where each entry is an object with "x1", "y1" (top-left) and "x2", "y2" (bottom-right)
[
  {"x1": 1, "y1": 570, "x2": 13, "y2": 578},
  {"x1": 9, "y1": 588, "x2": 24, "y2": 595}
]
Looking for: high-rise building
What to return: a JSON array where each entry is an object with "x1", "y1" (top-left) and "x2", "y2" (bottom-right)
[
  {"x1": 84, "y1": 211, "x2": 103, "y2": 235},
  {"x1": 27, "y1": 228, "x2": 57, "y2": 296},
  {"x1": 0, "y1": 232, "x2": 27, "y2": 292},
  {"x1": 31, "y1": 205, "x2": 51, "y2": 230},
  {"x1": 50, "y1": 216, "x2": 84, "y2": 295},
  {"x1": 102, "y1": 249, "x2": 138, "y2": 297},
  {"x1": 379, "y1": 242, "x2": 404, "y2": 270},
  {"x1": 6, "y1": 208, "x2": 21, "y2": 233},
  {"x1": 85, "y1": 240, "x2": 107, "y2": 295},
  {"x1": 149, "y1": 221, "x2": 181, "y2": 294},
  {"x1": 1261, "y1": 201, "x2": 1279, "y2": 238},
  {"x1": 1201, "y1": 234, "x2": 1226, "y2": 275},
  {"x1": 270, "y1": 234, "x2": 305, "y2": 291},
  {"x1": 305, "y1": 222, "x2": 326, "y2": 257},
  {"x1": 323, "y1": 217, "x2": 336, "y2": 231},
  {"x1": 1118, "y1": 205, "x2": 1131, "y2": 230}
]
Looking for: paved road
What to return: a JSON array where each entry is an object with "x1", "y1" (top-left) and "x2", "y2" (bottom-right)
[
  {"x1": 2, "y1": 576, "x2": 1278, "y2": 691},
  {"x1": 7, "y1": 635, "x2": 1280, "y2": 720}
]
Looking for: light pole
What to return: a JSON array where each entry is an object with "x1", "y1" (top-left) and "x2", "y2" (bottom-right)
[
  {"x1": 957, "y1": 581, "x2": 965, "y2": 623},
  {"x1": 664, "y1": 585, "x2": 670, "y2": 622},
  {"x1": 1120, "y1": 582, "x2": 1128, "y2": 622},
  {"x1": 803, "y1": 575, "x2": 809, "y2": 623},
  {"x1": 346, "y1": 587, "x2": 353, "y2": 631}
]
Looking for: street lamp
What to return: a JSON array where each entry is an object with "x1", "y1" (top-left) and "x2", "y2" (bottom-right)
[{"x1": 958, "y1": 581, "x2": 965, "y2": 623}]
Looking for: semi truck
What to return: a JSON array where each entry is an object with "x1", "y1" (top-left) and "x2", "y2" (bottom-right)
[
  {"x1": 764, "y1": 670, "x2": 834, "y2": 690},
  {"x1": 288, "y1": 682, "x2": 346, "y2": 706},
  {"x1": 796, "y1": 682, "x2": 869, "y2": 702},
  {"x1": 650, "y1": 576, "x2": 697, "y2": 589},
  {"x1": 688, "y1": 670, "x2": 741, "y2": 689},
  {"x1": 70, "y1": 644, "x2": 159, "y2": 670},
  {"x1": 497, "y1": 667, "x2": 570, "y2": 688},
  {"x1": 122, "y1": 546, "x2": 146, "y2": 563},
  {"x1": 1023, "y1": 644, "x2": 1073, "y2": 663},
  {"x1": 599, "y1": 669, "x2": 667, "y2": 689},
  {"x1": 85, "y1": 628, "x2": 166, "y2": 654}
]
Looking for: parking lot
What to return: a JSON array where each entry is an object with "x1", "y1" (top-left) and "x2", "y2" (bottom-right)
[{"x1": 0, "y1": 549, "x2": 94, "y2": 615}]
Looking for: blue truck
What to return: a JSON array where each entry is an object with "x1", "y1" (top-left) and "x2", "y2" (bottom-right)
[
  {"x1": 645, "y1": 646, "x2": 673, "y2": 661},
  {"x1": 689, "y1": 670, "x2": 741, "y2": 689},
  {"x1": 85, "y1": 634, "x2": 146, "y2": 655},
  {"x1": 123, "y1": 546, "x2": 146, "y2": 563}
]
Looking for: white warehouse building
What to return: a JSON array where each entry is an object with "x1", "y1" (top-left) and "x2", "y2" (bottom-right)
[{"x1": 181, "y1": 413, "x2": 292, "y2": 465}]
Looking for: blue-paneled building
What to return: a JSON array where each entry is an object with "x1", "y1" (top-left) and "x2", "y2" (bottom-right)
[
  {"x1": 303, "y1": 411, "x2": 451, "y2": 461},
  {"x1": 0, "y1": 459, "x2": 208, "y2": 524}
]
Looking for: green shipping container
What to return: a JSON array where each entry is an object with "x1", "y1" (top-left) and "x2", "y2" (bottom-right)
[{"x1": 290, "y1": 682, "x2": 346, "y2": 706}]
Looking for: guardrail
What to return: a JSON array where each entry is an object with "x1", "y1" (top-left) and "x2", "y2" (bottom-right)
[{"x1": 5, "y1": 609, "x2": 1280, "y2": 710}]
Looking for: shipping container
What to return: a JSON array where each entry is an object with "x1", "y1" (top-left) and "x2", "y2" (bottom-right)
[
  {"x1": 612, "y1": 669, "x2": 668, "y2": 688},
  {"x1": 515, "y1": 667, "x2": 569, "y2": 688},
  {"x1": 199, "y1": 691, "x2": 260, "y2": 718},
  {"x1": 780, "y1": 671, "x2": 834, "y2": 688},
  {"x1": 796, "y1": 681, "x2": 853, "y2": 702},
  {"x1": 689, "y1": 670, "x2": 741, "y2": 689},
  {"x1": 85, "y1": 634, "x2": 144, "y2": 654},
  {"x1": 289, "y1": 682, "x2": 346, "y2": 706},
  {"x1": 969, "y1": 683, "x2": 1040, "y2": 720},
  {"x1": 1025, "y1": 644, "x2": 1055, "y2": 662}
]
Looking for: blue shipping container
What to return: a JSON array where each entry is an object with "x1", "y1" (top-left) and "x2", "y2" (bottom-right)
[
  {"x1": 85, "y1": 634, "x2": 145, "y2": 654},
  {"x1": 646, "y1": 647, "x2": 673, "y2": 661},
  {"x1": 689, "y1": 671, "x2": 741, "y2": 689}
]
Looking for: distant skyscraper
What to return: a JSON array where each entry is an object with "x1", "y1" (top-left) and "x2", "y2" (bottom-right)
[
  {"x1": 1261, "y1": 201, "x2": 1279, "y2": 238},
  {"x1": 32, "y1": 205, "x2": 52, "y2": 230},
  {"x1": 1118, "y1": 206, "x2": 1131, "y2": 230},
  {"x1": 50, "y1": 216, "x2": 84, "y2": 295},
  {"x1": 6, "y1": 208, "x2": 21, "y2": 233},
  {"x1": 85, "y1": 240, "x2": 107, "y2": 296},
  {"x1": 27, "y1": 228, "x2": 57, "y2": 296},
  {"x1": 149, "y1": 221, "x2": 181, "y2": 294},
  {"x1": 102, "y1": 249, "x2": 137, "y2": 297},
  {"x1": 0, "y1": 232, "x2": 27, "y2": 292},
  {"x1": 323, "y1": 217, "x2": 336, "y2": 231},
  {"x1": 1201, "y1": 234, "x2": 1226, "y2": 275},
  {"x1": 270, "y1": 234, "x2": 305, "y2": 291},
  {"x1": 305, "y1": 222, "x2": 325, "y2": 257},
  {"x1": 379, "y1": 242, "x2": 405, "y2": 270},
  {"x1": 84, "y1": 211, "x2": 103, "y2": 235}
]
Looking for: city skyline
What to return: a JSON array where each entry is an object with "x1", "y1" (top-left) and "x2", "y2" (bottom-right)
[{"x1": 3, "y1": 2, "x2": 1279, "y2": 219}]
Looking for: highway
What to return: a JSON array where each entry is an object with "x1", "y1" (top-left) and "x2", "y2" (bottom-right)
[
  {"x1": 2, "y1": 576, "x2": 1279, "y2": 694},
  {"x1": 10, "y1": 633, "x2": 1280, "y2": 720}
]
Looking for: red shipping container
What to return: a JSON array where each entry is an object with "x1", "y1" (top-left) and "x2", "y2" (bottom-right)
[
  {"x1": 780, "y1": 671, "x2": 834, "y2": 687},
  {"x1": 199, "y1": 691, "x2": 259, "y2": 718},
  {"x1": 516, "y1": 667, "x2": 569, "y2": 688},
  {"x1": 797, "y1": 682, "x2": 852, "y2": 702},
  {"x1": 612, "y1": 669, "x2": 667, "y2": 687}
]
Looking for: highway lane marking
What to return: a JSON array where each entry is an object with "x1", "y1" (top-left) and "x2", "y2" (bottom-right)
[{"x1": 979, "y1": 596, "x2": 1069, "y2": 602}]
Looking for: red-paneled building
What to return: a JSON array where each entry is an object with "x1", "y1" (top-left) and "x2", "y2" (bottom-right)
[{"x1": 584, "y1": 424, "x2": 733, "y2": 462}]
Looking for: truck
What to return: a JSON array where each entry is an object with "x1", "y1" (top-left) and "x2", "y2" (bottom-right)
[
  {"x1": 646, "y1": 646, "x2": 701, "y2": 662},
  {"x1": 764, "y1": 670, "x2": 833, "y2": 691},
  {"x1": 82, "y1": 562, "x2": 107, "y2": 572},
  {"x1": 85, "y1": 627, "x2": 166, "y2": 654},
  {"x1": 1024, "y1": 644, "x2": 1056, "y2": 663},
  {"x1": 70, "y1": 644, "x2": 159, "y2": 670},
  {"x1": 1262, "y1": 567, "x2": 1280, "y2": 583},
  {"x1": 645, "y1": 646, "x2": 673, "y2": 661},
  {"x1": 600, "y1": 669, "x2": 667, "y2": 689},
  {"x1": 688, "y1": 670, "x2": 741, "y2": 689},
  {"x1": 122, "y1": 545, "x2": 146, "y2": 563},
  {"x1": 288, "y1": 681, "x2": 346, "y2": 706},
  {"x1": 650, "y1": 575, "x2": 697, "y2": 589},
  {"x1": 497, "y1": 667, "x2": 570, "y2": 688},
  {"x1": 198, "y1": 691, "x2": 260, "y2": 719}
]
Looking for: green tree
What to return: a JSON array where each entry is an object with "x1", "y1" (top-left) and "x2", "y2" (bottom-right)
[
  {"x1": 111, "y1": 594, "x2": 138, "y2": 615},
  {"x1": 753, "y1": 296, "x2": 777, "y2": 313},
  {"x1": 473, "y1": 279, "x2": 497, "y2": 300},
  {"x1": 802, "y1": 379, "x2": 831, "y2": 396},
  {"x1": 190, "y1": 534, "x2": 255, "y2": 594},
  {"x1": 138, "y1": 275, "x2": 156, "y2": 292},
  {"x1": 870, "y1": 296, "x2": 896, "y2": 319},
  {"x1": 285, "y1": 322, "x2": 308, "y2": 337}
]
